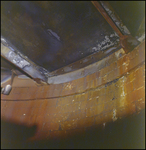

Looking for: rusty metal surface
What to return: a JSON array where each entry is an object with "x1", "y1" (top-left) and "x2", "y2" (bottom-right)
[
  {"x1": 120, "y1": 35, "x2": 140, "y2": 54},
  {"x1": 100, "y1": 1, "x2": 130, "y2": 35},
  {"x1": 47, "y1": 46, "x2": 126, "y2": 84},
  {"x1": 91, "y1": 1, "x2": 123, "y2": 38},
  {"x1": 108, "y1": 1, "x2": 145, "y2": 37},
  {"x1": 50, "y1": 45, "x2": 121, "y2": 76},
  {"x1": 1, "y1": 44, "x2": 49, "y2": 84},
  {"x1": 1, "y1": 1, "x2": 144, "y2": 79},
  {"x1": 1, "y1": 1, "x2": 120, "y2": 73},
  {"x1": 91, "y1": 1, "x2": 141, "y2": 54}
]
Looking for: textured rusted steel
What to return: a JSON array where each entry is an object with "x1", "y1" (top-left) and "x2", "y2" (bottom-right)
[
  {"x1": 120, "y1": 35, "x2": 141, "y2": 54},
  {"x1": 91, "y1": 1, "x2": 140, "y2": 54},
  {"x1": 1, "y1": 1, "x2": 120, "y2": 73},
  {"x1": 91, "y1": 1, "x2": 123, "y2": 38},
  {"x1": 100, "y1": 1, "x2": 131, "y2": 35},
  {"x1": 1, "y1": 43, "x2": 49, "y2": 84},
  {"x1": 49, "y1": 45, "x2": 121, "y2": 76}
]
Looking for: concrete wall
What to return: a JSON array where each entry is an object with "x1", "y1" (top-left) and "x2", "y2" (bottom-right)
[{"x1": 1, "y1": 41, "x2": 145, "y2": 144}]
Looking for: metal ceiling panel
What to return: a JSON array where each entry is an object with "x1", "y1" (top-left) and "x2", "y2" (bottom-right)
[{"x1": 1, "y1": 1, "x2": 119, "y2": 72}]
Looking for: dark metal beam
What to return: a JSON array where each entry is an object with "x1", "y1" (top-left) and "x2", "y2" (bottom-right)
[
  {"x1": 1, "y1": 43, "x2": 50, "y2": 84},
  {"x1": 91, "y1": 1, "x2": 140, "y2": 54},
  {"x1": 91, "y1": 1, "x2": 124, "y2": 37},
  {"x1": 100, "y1": 1, "x2": 131, "y2": 35}
]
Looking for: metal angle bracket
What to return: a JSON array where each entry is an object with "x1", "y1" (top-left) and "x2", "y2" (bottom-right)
[
  {"x1": 1, "y1": 42, "x2": 50, "y2": 85},
  {"x1": 1, "y1": 70, "x2": 16, "y2": 95}
]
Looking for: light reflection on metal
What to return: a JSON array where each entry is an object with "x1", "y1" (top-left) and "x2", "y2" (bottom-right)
[
  {"x1": 7, "y1": 51, "x2": 30, "y2": 69},
  {"x1": 1, "y1": 84, "x2": 12, "y2": 95},
  {"x1": 1, "y1": 69, "x2": 17, "y2": 95}
]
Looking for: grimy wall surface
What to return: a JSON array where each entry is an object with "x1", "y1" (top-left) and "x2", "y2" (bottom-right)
[{"x1": 1, "y1": 41, "x2": 145, "y2": 148}]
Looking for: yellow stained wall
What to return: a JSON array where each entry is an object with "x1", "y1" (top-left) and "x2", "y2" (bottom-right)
[{"x1": 1, "y1": 41, "x2": 145, "y2": 141}]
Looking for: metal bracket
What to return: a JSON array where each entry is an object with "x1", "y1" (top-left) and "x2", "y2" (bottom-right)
[
  {"x1": 1, "y1": 70, "x2": 16, "y2": 95},
  {"x1": 1, "y1": 42, "x2": 51, "y2": 84},
  {"x1": 120, "y1": 35, "x2": 140, "y2": 54}
]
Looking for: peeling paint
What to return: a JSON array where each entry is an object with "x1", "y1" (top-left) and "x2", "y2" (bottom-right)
[
  {"x1": 47, "y1": 42, "x2": 143, "y2": 84},
  {"x1": 112, "y1": 109, "x2": 117, "y2": 121},
  {"x1": 127, "y1": 38, "x2": 139, "y2": 46},
  {"x1": 6, "y1": 51, "x2": 30, "y2": 69},
  {"x1": 115, "y1": 48, "x2": 125, "y2": 58},
  {"x1": 137, "y1": 33, "x2": 145, "y2": 42},
  {"x1": 1, "y1": 43, "x2": 49, "y2": 83},
  {"x1": 91, "y1": 33, "x2": 119, "y2": 53},
  {"x1": 100, "y1": 2, "x2": 130, "y2": 35},
  {"x1": 121, "y1": 89, "x2": 126, "y2": 97}
]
